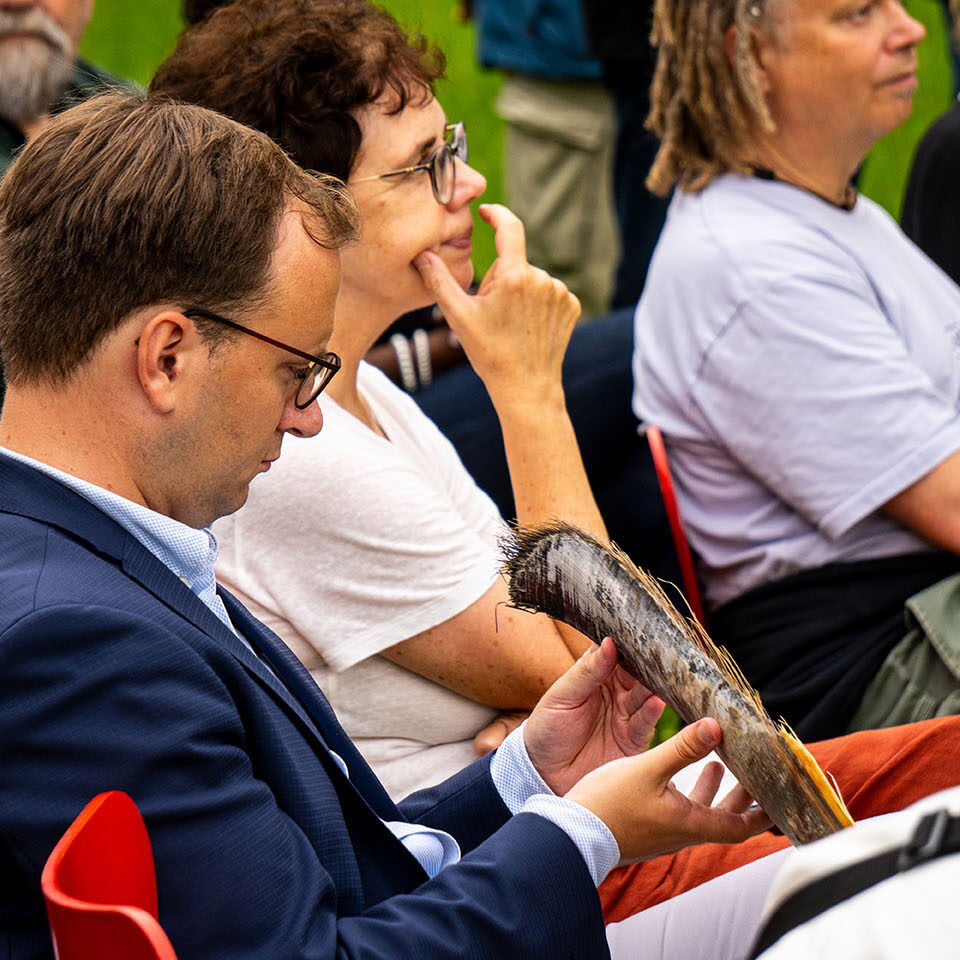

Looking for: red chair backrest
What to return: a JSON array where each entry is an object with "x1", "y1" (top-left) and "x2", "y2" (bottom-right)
[
  {"x1": 644, "y1": 425, "x2": 707, "y2": 626},
  {"x1": 41, "y1": 791, "x2": 178, "y2": 960}
]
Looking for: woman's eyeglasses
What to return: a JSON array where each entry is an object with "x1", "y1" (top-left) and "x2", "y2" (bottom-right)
[{"x1": 352, "y1": 122, "x2": 467, "y2": 205}]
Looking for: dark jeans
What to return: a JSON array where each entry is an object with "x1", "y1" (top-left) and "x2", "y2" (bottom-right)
[{"x1": 414, "y1": 307, "x2": 681, "y2": 590}]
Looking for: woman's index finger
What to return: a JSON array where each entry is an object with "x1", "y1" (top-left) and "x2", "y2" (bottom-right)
[{"x1": 479, "y1": 203, "x2": 527, "y2": 264}]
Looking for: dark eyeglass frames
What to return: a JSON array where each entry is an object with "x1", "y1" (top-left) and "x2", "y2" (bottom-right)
[
  {"x1": 183, "y1": 309, "x2": 340, "y2": 409},
  {"x1": 352, "y1": 121, "x2": 468, "y2": 205}
]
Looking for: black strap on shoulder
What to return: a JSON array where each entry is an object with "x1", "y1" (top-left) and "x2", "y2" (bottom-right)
[{"x1": 749, "y1": 809, "x2": 960, "y2": 958}]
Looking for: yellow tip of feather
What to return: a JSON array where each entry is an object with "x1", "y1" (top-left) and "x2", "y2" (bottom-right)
[{"x1": 778, "y1": 724, "x2": 855, "y2": 829}]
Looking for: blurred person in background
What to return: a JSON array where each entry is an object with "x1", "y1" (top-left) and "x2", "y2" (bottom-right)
[
  {"x1": 471, "y1": 0, "x2": 618, "y2": 319},
  {"x1": 0, "y1": 0, "x2": 112, "y2": 169},
  {"x1": 581, "y1": 0, "x2": 672, "y2": 309},
  {"x1": 634, "y1": 0, "x2": 960, "y2": 743}
]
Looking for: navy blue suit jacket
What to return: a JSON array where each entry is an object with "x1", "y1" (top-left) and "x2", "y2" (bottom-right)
[{"x1": 0, "y1": 453, "x2": 608, "y2": 959}]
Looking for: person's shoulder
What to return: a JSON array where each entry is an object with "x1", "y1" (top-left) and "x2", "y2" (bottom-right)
[
  {"x1": 913, "y1": 101, "x2": 960, "y2": 158},
  {"x1": 0, "y1": 511, "x2": 52, "y2": 623},
  {"x1": 0, "y1": 511, "x2": 150, "y2": 625},
  {"x1": 700, "y1": 174, "x2": 853, "y2": 250},
  {"x1": 645, "y1": 175, "x2": 835, "y2": 311},
  {"x1": 0, "y1": 503, "x2": 200, "y2": 650},
  {"x1": 356, "y1": 360, "x2": 459, "y2": 454},
  {"x1": 656, "y1": 175, "x2": 816, "y2": 272},
  {"x1": 707, "y1": 175, "x2": 892, "y2": 288}
]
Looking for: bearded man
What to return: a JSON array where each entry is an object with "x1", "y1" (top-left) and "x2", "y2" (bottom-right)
[{"x1": 632, "y1": 0, "x2": 960, "y2": 741}]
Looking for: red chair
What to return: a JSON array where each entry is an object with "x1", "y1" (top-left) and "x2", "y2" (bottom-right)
[
  {"x1": 41, "y1": 791, "x2": 178, "y2": 960},
  {"x1": 644, "y1": 424, "x2": 707, "y2": 626}
]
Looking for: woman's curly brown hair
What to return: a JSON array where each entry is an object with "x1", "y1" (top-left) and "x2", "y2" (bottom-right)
[{"x1": 153, "y1": 0, "x2": 446, "y2": 182}]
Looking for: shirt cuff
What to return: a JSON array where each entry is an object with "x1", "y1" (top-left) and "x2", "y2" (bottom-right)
[
  {"x1": 488, "y1": 720, "x2": 552, "y2": 812},
  {"x1": 489, "y1": 721, "x2": 620, "y2": 886},
  {"x1": 522, "y1": 794, "x2": 620, "y2": 886}
]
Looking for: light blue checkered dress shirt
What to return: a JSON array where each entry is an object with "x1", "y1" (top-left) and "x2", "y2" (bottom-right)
[{"x1": 2, "y1": 446, "x2": 619, "y2": 885}]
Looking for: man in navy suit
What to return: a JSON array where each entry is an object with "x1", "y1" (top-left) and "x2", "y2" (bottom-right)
[{"x1": 0, "y1": 92, "x2": 766, "y2": 959}]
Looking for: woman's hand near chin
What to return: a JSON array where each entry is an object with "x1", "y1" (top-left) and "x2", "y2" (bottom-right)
[
  {"x1": 414, "y1": 204, "x2": 608, "y2": 659},
  {"x1": 413, "y1": 203, "x2": 581, "y2": 411}
]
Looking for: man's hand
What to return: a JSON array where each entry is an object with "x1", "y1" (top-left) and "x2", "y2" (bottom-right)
[
  {"x1": 412, "y1": 204, "x2": 580, "y2": 411},
  {"x1": 566, "y1": 720, "x2": 772, "y2": 863},
  {"x1": 524, "y1": 637, "x2": 666, "y2": 796}
]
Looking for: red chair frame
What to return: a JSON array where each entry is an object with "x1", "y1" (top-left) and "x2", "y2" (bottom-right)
[
  {"x1": 644, "y1": 424, "x2": 707, "y2": 625},
  {"x1": 41, "y1": 791, "x2": 178, "y2": 960}
]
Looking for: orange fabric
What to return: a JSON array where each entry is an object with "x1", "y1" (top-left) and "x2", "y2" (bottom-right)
[{"x1": 599, "y1": 715, "x2": 960, "y2": 922}]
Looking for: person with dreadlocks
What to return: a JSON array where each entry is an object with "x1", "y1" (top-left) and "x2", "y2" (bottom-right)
[{"x1": 632, "y1": 0, "x2": 960, "y2": 742}]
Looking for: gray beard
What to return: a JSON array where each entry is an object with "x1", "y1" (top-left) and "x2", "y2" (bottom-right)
[{"x1": 0, "y1": 11, "x2": 74, "y2": 127}]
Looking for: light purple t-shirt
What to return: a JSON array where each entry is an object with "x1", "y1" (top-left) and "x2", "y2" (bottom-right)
[{"x1": 633, "y1": 174, "x2": 960, "y2": 609}]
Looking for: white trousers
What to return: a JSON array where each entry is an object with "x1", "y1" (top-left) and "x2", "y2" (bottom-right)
[{"x1": 606, "y1": 847, "x2": 792, "y2": 960}]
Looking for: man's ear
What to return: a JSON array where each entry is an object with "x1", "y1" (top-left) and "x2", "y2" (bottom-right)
[{"x1": 135, "y1": 310, "x2": 202, "y2": 414}]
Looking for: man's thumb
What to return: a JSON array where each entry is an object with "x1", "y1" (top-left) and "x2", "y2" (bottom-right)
[{"x1": 650, "y1": 718, "x2": 721, "y2": 781}]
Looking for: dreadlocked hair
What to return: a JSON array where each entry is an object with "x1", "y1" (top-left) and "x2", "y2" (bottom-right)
[{"x1": 647, "y1": 0, "x2": 776, "y2": 196}]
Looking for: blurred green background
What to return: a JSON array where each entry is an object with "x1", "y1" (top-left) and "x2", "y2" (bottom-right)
[{"x1": 81, "y1": 0, "x2": 956, "y2": 277}]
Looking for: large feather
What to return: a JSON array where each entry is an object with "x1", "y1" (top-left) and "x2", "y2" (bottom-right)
[{"x1": 502, "y1": 523, "x2": 853, "y2": 845}]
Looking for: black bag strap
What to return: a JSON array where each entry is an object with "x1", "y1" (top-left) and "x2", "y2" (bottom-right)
[{"x1": 749, "y1": 808, "x2": 960, "y2": 958}]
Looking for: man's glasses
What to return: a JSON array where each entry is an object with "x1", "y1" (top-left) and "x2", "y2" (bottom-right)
[
  {"x1": 183, "y1": 309, "x2": 340, "y2": 409},
  {"x1": 352, "y1": 121, "x2": 468, "y2": 205}
]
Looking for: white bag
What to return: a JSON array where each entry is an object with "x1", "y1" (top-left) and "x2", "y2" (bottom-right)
[{"x1": 751, "y1": 784, "x2": 960, "y2": 959}]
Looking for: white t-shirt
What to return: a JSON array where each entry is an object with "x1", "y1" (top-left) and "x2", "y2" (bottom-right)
[
  {"x1": 214, "y1": 362, "x2": 503, "y2": 798},
  {"x1": 633, "y1": 174, "x2": 960, "y2": 609}
]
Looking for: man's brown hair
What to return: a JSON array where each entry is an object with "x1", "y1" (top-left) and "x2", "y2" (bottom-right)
[
  {"x1": 150, "y1": 0, "x2": 446, "y2": 182},
  {"x1": 0, "y1": 91, "x2": 358, "y2": 384},
  {"x1": 646, "y1": 0, "x2": 778, "y2": 196}
]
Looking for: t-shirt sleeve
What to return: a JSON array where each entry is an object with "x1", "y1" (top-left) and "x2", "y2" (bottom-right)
[
  {"x1": 689, "y1": 269, "x2": 960, "y2": 540},
  {"x1": 215, "y1": 412, "x2": 503, "y2": 673}
]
